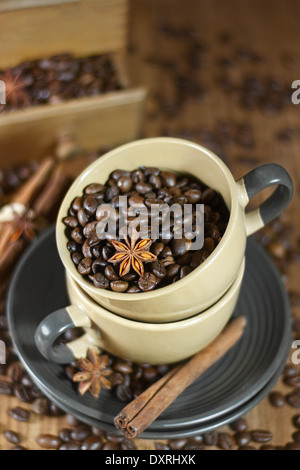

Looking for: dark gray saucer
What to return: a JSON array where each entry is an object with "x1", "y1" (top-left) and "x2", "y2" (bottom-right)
[{"x1": 7, "y1": 226, "x2": 292, "y2": 437}]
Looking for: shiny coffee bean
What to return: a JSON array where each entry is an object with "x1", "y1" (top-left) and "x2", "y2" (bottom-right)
[
  {"x1": 152, "y1": 261, "x2": 167, "y2": 279},
  {"x1": 37, "y1": 434, "x2": 62, "y2": 449},
  {"x1": 33, "y1": 398, "x2": 49, "y2": 415},
  {"x1": 82, "y1": 239, "x2": 93, "y2": 258},
  {"x1": 83, "y1": 196, "x2": 98, "y2": 215},
  {"x1": 117, "y1": 176, "x2": 132, "y2": 193},
  {"x1": 14, "y1": 384, "x2": 32, "y2": 403},
  {"x1": 184, "y1": 189, "x2": 202, "y2": 203},
  {"x1": 161, "y1": 171, "x2": 177, "y2": 187},
  {"x1": 110, "y1": 280, "x2": 129, "y2": 292},
  {"x1": 0, "y1": 381, "x2": 13, "y2": 396},
  {"x1": 84, "y1": 183, "x2": 105, "y2": 195},
  {"x1": 78, "y1": 257, "x2": 93, "y2": 275},
  {"x1": 71, "y1": 252, "x2": 83, "y2": 265},
  {"x1": 59, "y1": 442, "x2": 81, "y2": 451},
  {"x1": 285, "y1": 375, "x2": 300, "y2": 388},
  {"x1": 138, "y1": 273, "x2": 157, "y2": 291},
  {"x1": 113, "y1": 362, "x2": 133, "y2": 374},
  {"x1": 92, "y1": 258, "x2": 107, "y2": 273},
  {"x1": 166, "y1": 264, "x2": 180, "y2": 279},
  {"x1": 287, "y1": 390, "x2": 300, "y2": 408},
  {"x1": 204, "y1": 431, "x2": 218, "y2": 446},
  {"x1": 4, "y1": 430, "x2": 20, "y2": 445},
  {"x1": 81, "y1": 435, "x2": 102, "y2": 450},
  {"x1": 71, "y1": 425, "x2": 91, "y2": 442},
  {"x1": 89, "y1": 273, "x2": 109, "y2": 289},
  {"x1": 71, "y1": 228, "x2": 84, "y2": 245},
  {"x1": 286, "y1": 442, "x2": 300, "y2": 450},
  {"x1": 136, "y1": 182, "x2": 153, "y2": 195},
  {"x1": 269, "y1": 391, "x2": 285, "y2": 407},
  {"x1": 172, "y1": 238, "x2": 191, "y2": 256},
  {"x1": 234, "y1": 431, "x2": 251, "y2": 446},
  {"x1": 8, "y1": 407, "x2": 30, "y2": 422},
  {"x1": 72, "y1": 197, "x2": 82, "y2": 212},
  {"x1": 251, "y1": 430, "x2": 272, "y2": 443},
  {"x1": 77, "y1": 209, "x2": 89, "y2": 227},
  {"x1": 7, "y1": 362, "x2": 23, "y2": 383},
  {"x1": 83, "y1": 221, "x2": 98, "y2": 238},
  {"x1": 67, "y1": 241, "x2": 79, "y2": 253},
  {"x1": 230, "y1": 418, "x2": 248, "y2": 432},
  {"x1": 63, "y1": 216, "x2": 78, "y2": 228},
  {"x1": 180, "y1": 265, "x2": 192, "y2": 278},
  {"x1": 105, "y1": 265, "x2": 119, "y2": 281},
  {"x1": 218, "y1": 432, "x2": 235, "y2": 450}
]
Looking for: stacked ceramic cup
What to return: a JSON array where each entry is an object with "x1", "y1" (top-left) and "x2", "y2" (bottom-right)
[{"x1": 35, "y1": 138, "x2": 293, "y2": 365}]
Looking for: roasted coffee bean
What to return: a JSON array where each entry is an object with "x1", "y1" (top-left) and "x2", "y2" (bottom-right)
[
  {"x1": 151, "y1": 242, "x2": 165, "y2": 257},
  {"x1": 110, "y1": 280, "x2": 129, "y2": 293},
  {"x1": 30, "y1": 386, "x2": 43, "y2": 399},
  {"x1": 251, "y1": 430, "x2": 272, "y2": 443},
  {"x1": 71, "y1": 425, "x2": 91, "y2": 442},
  {"x1": 89, "y1": 273, "x2": 109, "y2": 289},
  {"x1": 59, "y1": 442, "x2": 81, "y2": 451},
  {"x1": 285, "y1": 375, "x2": 300, "y2": 388},
  {"x1": 33, "y1": 398, "x2": 49, "y2": 415},
  {"x1": 122, "y1": 272, "x2": 138, "y2": 282},
  {"x1": 0, "y1": 381, "x2": 13, "y2": 396},
  {"x1": 49, "y1": 402, "x2": 65, "y2": 417},
  {"x1": 102, "y1": 245, "x2": 114, "y2": 261},
  {"x1": 166, "y1": 263, "x2": 180, "y2": 279},
  {"x1": 287, "y1": 390, "x2": 300, "y2": 408},
  {"x1": 184, "y1": 189, "x2": 202, "y2": 203},
  {"x1": 67, "y1": 240, "x2": 79, "y2": 253},
  {"x1": 102, "y1": 442, "x2": 120, "y2": 450},
  {"x1": 204, "y1": 431, "x2": 218, "y2": 446},
  {"x1": 71, "y1": 228, "x2": 84, "y2": 244},
  {"x1": 269, "y1": 391, "x2": 285, "y2": 407},
  {"x1": 136, "y1": 182, "x2": 153, "y2": 195},
  {"x1": 85, "y1": 183, "x2": 105, "y2": 195},
  {"x1": 106, "y1": 185, "x2": 120, "y2": 201},
  {"x1": 138, "y1": 273, "x2": 157, "y2": 291},
  {"x1": 260, "y1": 445, "x2": 276, "y2": 450},
  {"x1": 63, "y1": 216, "x2": 78, "y2": 228},
  {"x1": 116, "y1": 384, "x2": 133, "y2": 403},
  {"x1": 106, "y1": 433, "x2": 124, "y2": 443},
  {"x1": 143, "y1": 367, "x2": 158, "y2": 383},
  {"x1": 4, "y1": 430, "x2": 20, "y2": 445},
  {"x1": 234, "y1": 431, "x2": 251, "y2": 446},
  {"x1": 104, "y1": 265, "x2": 119, "y2": 280},
  {"x1": 284, "y1": 364, "x2": 298, "y2": 378},
  {"x1": 152, "y1": 261, "x2": 167, "y2": 279},
  {"x1": 172, "y1": 238, "x2": 191, "y2": 256},
  {"x1": 121, "y1": 439, "x2": 137, "y2": 450},
  {"x1": 77, "y1": 209, "x2": 89, "y2": 227},
  {"x1": 82, "y1": 239, "x2": 93, "y2": 258},
  {"x1": 72, "y1": 197, "x2": 82, "y2": 212},
  {"x1": 156, "y1": 442, "x2": 171, "y2": 450},
  {"x1": 71, "y1": 252, "x2": 83, "y2": 265},
  {"x1": 7, "y1": 362, "x2": 23, "y2": 383},
  {"x1": 286, "y1": 442, "x2": 300, "y2": 450},
  {"x1": 83, "y1": 196, "x2": 98, "y2": 215},
  {"x1": 180, "y1": 265, "x2": 192, "y2": 278},
  {"x1": 83, "y1": 221, "x2": 98, "y2": 238},
  {"x1": 127, "y1": 285, "x2": 141, "y2": 293},
  {"x1": 203, "y1": 237, "x2": 215, "y2": 253},
  {"x1": 14, "y1": 384, "x2": 32, "y2": 403},
  {"x1": 37, "y1": 434, "x2": 62, "y2": 449},
  {"x1": 81, "y1": 435, "x2": 102, "y2": 450},
  {"x1": 293, "y1": 415, "x2": 300, "y2": 429},
  {"x1": 113, "y1": 362, "x2": 133, "y2": 374},
  {"x1": 169, "y1": 438, "x2": 188, "y2": 450},
  {"x1": 59, "y1": 429, "x2": 72, "y2": 443},
  {"x1": 8, "y1": 407, "x2": 30, "y2": 422},
  {"x1": 92, "y1": 258, "x2": 107, "y2": 273},
  {"x1": 117, "y1": 176, "x2": 133, "y2": 193},
  {"x1": 218, "y1": 432, "x2": 235, "y2": 450},
  {"x1": 160, "y1": 171, "x2": 177, "y2": 187},
  {"x1": 67, "y1": 414, "x2": 81, "y2": 427},
  {"x1": 21, "y1": 375, "x2": 34, "y2": 388},
  {"x1": 230, "y1": 418, "x2": 248, "y2": 432},
  {"x1": 78, "y1": 257, "x2": 93, "y2": 275}
]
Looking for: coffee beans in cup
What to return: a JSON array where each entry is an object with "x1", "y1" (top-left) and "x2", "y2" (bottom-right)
[{"x1": 63, "y1": 167, "x2": 229, "y2": 293}]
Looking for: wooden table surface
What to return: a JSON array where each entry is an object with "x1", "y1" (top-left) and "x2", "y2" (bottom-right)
[{"x1": 1, "y1": 0, "x2": 300, "y2": 450}]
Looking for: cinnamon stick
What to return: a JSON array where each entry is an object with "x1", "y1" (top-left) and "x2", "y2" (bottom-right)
[
  {"x1": 0, "y1": 157, "x2": 54, "y2": 256},
  {"x1": 114, "y1": 316, "x2": 247, "y2": 439},
  {"x1": 33, "y1": 165, "x2": 71, "y2": 219}
]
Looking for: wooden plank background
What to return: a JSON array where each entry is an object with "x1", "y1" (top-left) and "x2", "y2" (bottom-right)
[{"x1": 0, "y1": 0, "x2": 300, "y2": 450}]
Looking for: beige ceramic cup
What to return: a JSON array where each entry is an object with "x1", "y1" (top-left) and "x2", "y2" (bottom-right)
[
  {"x1": 56, "y1": 138, "x2": 293, "y2": 323},
  {"x1": 35, "y1": 258, "x2": 245, "y2": 365}
]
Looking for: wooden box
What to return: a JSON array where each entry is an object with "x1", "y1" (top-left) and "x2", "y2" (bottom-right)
[{"x1": 0, "y1": 0, "x2": 146, "y2": 165}]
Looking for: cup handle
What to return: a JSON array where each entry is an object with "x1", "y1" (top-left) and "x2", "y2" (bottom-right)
[
  {"x1": 236, "y1": 163, "x2": 293, "y2": 236},
  {"x1": 35, "y1": 305, "x2": 102, "y2": 364}
]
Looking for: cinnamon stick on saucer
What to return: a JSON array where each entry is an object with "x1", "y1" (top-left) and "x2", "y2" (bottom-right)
[{"x1": 114, "y1": 316, "x2": 247, "y2": 439}]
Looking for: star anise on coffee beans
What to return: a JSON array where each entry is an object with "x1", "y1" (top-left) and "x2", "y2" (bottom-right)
[
  {"x1": 72, "y1": 349, "x2": 112, "y2": 398},
  {"x1": 108, "y1": 235, "x2": 157, "y2": 277},
  {"x1": 9, "y1": 210, "x2": 39, "y2": 243},
  {"x1": 0, "y1": 71, "x2": 30, "y2": 108}
]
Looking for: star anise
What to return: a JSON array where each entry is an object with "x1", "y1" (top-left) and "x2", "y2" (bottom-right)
[
  {"x1": 0, "y1": 70, "x2": 30, "y2": 108},
  {"x1": 73, "y1": 349, "x2": 112, "y2": 398},
  {"x1": 108, "y1": 235, "x2": 157, "y2": 277},
  {"x1": 9, "y1": 210, "x2": 39, "y2": 243}
]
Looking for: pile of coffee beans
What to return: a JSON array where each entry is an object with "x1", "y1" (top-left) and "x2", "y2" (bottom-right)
[
  {"x1": 63, "y1": 167, "x2": 229, "y2": 292},
  {"x1": 0, "y1": 53, "x2": 122, "y2": 112}
]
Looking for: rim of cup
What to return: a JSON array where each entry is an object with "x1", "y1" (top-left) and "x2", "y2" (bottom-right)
[
  {"x1": 57, "y1": 137, "x2": 239, "y2": 300},
  {"x1": 68, "y1": 257, "x2": 245, "y2": 330}
]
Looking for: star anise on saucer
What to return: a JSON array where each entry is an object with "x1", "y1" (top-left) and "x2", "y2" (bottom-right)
[
  {"x1": 73, "y1": 349, "x2": 113, "y2": 398},
  {"x1": 0, "y1": 70, "x2": 30, "y2": 108},
  {"x1": 9, "y1": 210, "x2": 39, "y2": 243},
  {"x1": 108, "y1": 235, "x2": 157, "y2": 277}
]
